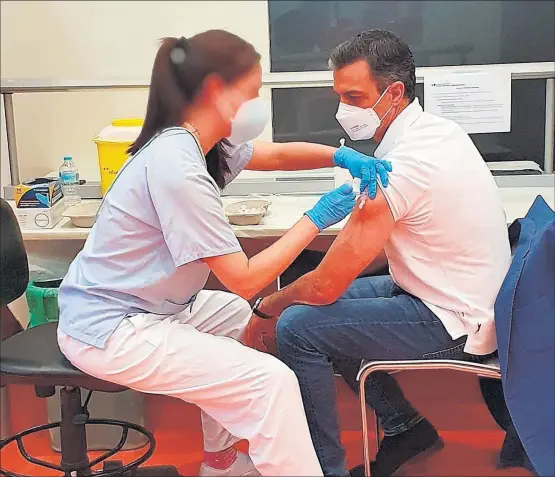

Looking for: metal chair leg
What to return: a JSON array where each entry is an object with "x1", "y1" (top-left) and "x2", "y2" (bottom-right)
[
  {"x1": 60, "y1": 386, "x2": 91, "y2": 476},
  {"x1": 359, "y1": 370, "x2": 372, "y2": 477},
  {"x1": 360, "y1": 368, "x2": 383, "y2": 476}
]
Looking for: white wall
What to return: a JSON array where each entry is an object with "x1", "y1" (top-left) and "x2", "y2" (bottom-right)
[{"x1": 0, "y1": 0, "x2": 271, "y2": 183}]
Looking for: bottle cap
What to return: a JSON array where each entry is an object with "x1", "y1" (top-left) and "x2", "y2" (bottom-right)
[{"x1": 63, "y1": 156, "x2": 72, "y2": 161}]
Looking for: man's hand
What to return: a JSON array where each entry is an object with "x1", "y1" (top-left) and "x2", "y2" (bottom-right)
[
  {"x1": 245, "y1": 308, "x2": 278, "y2": 355},
  {"x1": 333, "y1": 146, "x2": 392, "y2": 199}
]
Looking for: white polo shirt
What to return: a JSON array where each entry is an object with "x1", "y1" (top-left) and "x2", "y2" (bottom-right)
[{"x1": 375, "y1": 98, "x2": 511, "y2": 355}]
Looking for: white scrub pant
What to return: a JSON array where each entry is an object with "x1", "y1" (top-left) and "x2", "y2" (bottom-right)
[{"x1": 57, "y1": 290, "x2": 323, "y2": 477}]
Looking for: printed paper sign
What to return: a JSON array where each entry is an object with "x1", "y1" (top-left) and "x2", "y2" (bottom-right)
[{"x1": 424, "y1": 71, "x2": 511, "y2": 134}]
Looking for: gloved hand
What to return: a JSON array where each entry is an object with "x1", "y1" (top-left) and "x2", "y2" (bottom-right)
[
  {"x1": 333, "y1": 146, "x2": 392, "y2": 199},
  {"x1": 305, "y1": 183, "x2": 356, "y2": 232}
]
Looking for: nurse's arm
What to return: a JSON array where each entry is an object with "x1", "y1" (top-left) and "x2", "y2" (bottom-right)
[
  {"x1": 247, "y1": 140, "x2": 337, "y2": 171},
  {"x1": 203, "y1": 216, "x2": 320, "y2": 300},
  {"x1": 257, "y1": 190, "x2": 394, "y2": 317}
]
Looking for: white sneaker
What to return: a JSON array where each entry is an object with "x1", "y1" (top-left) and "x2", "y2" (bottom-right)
[{"x1": 199, "y1": 451, "x2": 261, "y2": 477}]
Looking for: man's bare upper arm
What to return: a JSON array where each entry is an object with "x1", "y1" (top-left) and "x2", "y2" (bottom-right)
[{"x1": 312, "y1": 188, "x2": 395, "y2": 301}]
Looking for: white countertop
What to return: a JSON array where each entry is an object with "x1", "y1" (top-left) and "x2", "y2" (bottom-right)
[{"x1": 11, "y1": 186, "x2": 555, "y2": 241}]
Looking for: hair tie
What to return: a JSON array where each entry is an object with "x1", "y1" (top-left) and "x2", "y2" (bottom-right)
[{"x1": 170, "y1": 36, "x2": 189, "y2": 65}]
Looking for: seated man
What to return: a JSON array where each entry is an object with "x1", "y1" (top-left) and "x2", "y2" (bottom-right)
[{"x1": 251, "y1": 30, "x2": 511, "y2": 477}]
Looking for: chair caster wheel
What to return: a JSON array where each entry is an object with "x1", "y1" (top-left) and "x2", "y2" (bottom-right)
[{"x1": 103, "y1": 460, "x2": 135, "y2": 476}]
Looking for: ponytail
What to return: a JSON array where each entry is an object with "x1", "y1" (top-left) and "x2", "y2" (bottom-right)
[
  {"x1": 128, "y1": 31, "x2": 260, "y2": 188},
  {"x1": 127, "y1": 37, "x2": 187, "y2": 155}
]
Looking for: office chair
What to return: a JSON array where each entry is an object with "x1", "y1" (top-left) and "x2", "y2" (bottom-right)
[{"x1": 0, "y1": 198, "x2": 180, "y2": 477}]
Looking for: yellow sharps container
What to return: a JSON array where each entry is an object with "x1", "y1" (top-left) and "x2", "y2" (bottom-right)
[{"x1": 94, "y1": 118, "x2": 144, "y2": 195}]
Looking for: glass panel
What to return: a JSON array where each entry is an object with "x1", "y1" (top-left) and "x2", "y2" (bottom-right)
[
  {"x1": 269, "y1": 1, "x2": 555, "y2": 72},
  {"x1": 272, "y1": 80, "x2": 547, "y2": 169}
]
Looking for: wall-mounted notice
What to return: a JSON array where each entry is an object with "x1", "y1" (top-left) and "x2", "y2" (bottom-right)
[{"x1": 424, "y1": 71, "x2": 511, "y2": 134}]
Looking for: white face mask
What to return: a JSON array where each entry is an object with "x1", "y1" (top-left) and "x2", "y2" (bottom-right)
[
  {"x1": 335, "y1": 87, "x2": 393, "y2": 141},
  {"x1": 225, "y1": 97, "x2": 270, "y2": 145}
]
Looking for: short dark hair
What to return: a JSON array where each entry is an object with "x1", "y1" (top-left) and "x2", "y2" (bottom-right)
[
  {"x1": 128, "y1": 30, "x2": 260, "y2": 189},
  {"x1": 329, "y1": 29, "x2": 416, "y2": 102}
]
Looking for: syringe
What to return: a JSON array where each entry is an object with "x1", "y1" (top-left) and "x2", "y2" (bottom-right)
[
  {"x1": 358, "y1": 187, "x2": 368, "y2": 210},
  {"x1": 338, "y1": 138, "x2": 367, "y2": 209}
]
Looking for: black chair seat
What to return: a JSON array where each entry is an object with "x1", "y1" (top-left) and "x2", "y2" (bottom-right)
[{"x1": 0, "y1": 322, "x2": 126, "y2": 392}]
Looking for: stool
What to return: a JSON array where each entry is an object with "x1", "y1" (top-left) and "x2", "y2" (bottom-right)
[
  {"x1": 357, "y1": 358, "x2": 501, "y2": 477},
  {"x1": 0, "y1": 322, "x2": 180, "y2": 477}
]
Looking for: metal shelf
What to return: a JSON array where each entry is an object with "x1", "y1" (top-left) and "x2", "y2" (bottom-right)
[
  {"x1": 2, "y1": 62, "x2": 554, "y2": 93},
  {"x1": 2, "y1": 62, "x2": 554, "y2": 189}
]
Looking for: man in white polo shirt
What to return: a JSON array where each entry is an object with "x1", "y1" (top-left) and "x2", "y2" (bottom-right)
[{"x1": 251, "y1": 30, "x2": 511, "y2": 477}]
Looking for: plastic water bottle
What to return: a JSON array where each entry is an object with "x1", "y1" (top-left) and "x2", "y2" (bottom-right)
[{"x1": 59, "y1": 156, "x2": 81, "y2": 207}]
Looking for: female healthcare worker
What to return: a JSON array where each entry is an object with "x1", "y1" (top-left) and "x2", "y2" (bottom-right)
[{"x1": 57, "y1": 30, "x2": 391, "y2": 477}]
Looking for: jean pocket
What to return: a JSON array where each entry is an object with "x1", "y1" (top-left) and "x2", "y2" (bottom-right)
[{"x1": 422, "y1": 341, "x2": 466, "y2": 360}]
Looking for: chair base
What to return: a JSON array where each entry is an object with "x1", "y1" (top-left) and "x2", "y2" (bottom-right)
[
  {"x1": 0, "y1": 418, "x2": 156, "y2": 477},
  {"x1": 0, "y1": 386, "x2": 164, "y2": 477}
]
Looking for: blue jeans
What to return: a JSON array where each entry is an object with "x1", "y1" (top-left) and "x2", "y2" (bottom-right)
[{"x1": 276, "y1": 275, "x2": 466, "y2": 477}]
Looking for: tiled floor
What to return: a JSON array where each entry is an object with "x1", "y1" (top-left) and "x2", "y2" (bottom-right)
[{"x1": 1, "y1": 371, "x2": 532, "y2": 476}]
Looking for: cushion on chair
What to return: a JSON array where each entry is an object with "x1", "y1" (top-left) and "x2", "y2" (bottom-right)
[{"x1": 0, "y1": 322, "x2": 126, "y2": 392}]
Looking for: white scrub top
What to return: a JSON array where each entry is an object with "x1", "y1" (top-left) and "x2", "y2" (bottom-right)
[{"x1": 58, "y1": 128, "x2": 253, "y2": 348}]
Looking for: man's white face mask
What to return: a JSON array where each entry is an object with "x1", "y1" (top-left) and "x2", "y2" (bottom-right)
[
  {"x1": 224, "y1": 96, "x2": 270, "y2": 146},
  {"x1": 335, "y1": 86, "x2": 393, "y2": 141}
]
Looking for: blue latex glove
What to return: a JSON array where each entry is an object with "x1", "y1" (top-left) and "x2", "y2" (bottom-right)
[
  {"x1": 333, "y1": 146, "x2": 392, "y2": 199},
  {"x1": 305, "y1": 183, "x2": 356, "y2": 232}
]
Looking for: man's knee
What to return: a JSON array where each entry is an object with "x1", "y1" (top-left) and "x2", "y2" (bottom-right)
[{"x1": 276, "y1": 305, "x2": 314, "y2": 349}]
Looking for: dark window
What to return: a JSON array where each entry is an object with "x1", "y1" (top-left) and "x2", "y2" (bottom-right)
[
  {"x1": 272, "y1": 80, "x2": 547, "y2": 168},
  {"x1": 269, "y1": 1, "x2": 555, "y2": 72}
]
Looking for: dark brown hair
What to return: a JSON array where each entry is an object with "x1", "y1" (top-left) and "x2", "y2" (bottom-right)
[
  {"x1": 329, "y1": 30, "x2": 416, "y2": 102},
  {"x1": 128, "y1": 30, "x2": 261, "y2": 188}
]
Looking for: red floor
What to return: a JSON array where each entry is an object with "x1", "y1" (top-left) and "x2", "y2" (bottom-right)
[{"x1": 1, "y1": 371, "x2": 532, "y2": 476}]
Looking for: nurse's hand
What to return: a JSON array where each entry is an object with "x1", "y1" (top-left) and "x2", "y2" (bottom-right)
[
  {"x1": 333, "y1": 146, "x2": 392, "y2": 199},
  {"x1": 305, "y1": 183, "x2": 356, "y2": 232}
]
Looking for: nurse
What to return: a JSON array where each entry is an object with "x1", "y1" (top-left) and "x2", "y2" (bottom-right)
[{"x1": 57, "y1": 30, "x2": 390, "y2": 476}]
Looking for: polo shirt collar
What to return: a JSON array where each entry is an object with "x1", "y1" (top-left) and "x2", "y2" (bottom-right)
[{"x1": 375, "y1": 98, "x2": 423, "y2": 159}]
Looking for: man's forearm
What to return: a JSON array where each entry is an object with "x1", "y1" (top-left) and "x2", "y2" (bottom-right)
[
  {"x1": 259, "y1": 270, "x2": 333, "y2": 317},
  {"x1": 258, "y1": 192, "x2": 394, "y2": 318},
  {"x1": 260, "y1": 248, "x2": 387, "y2": 317}
]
